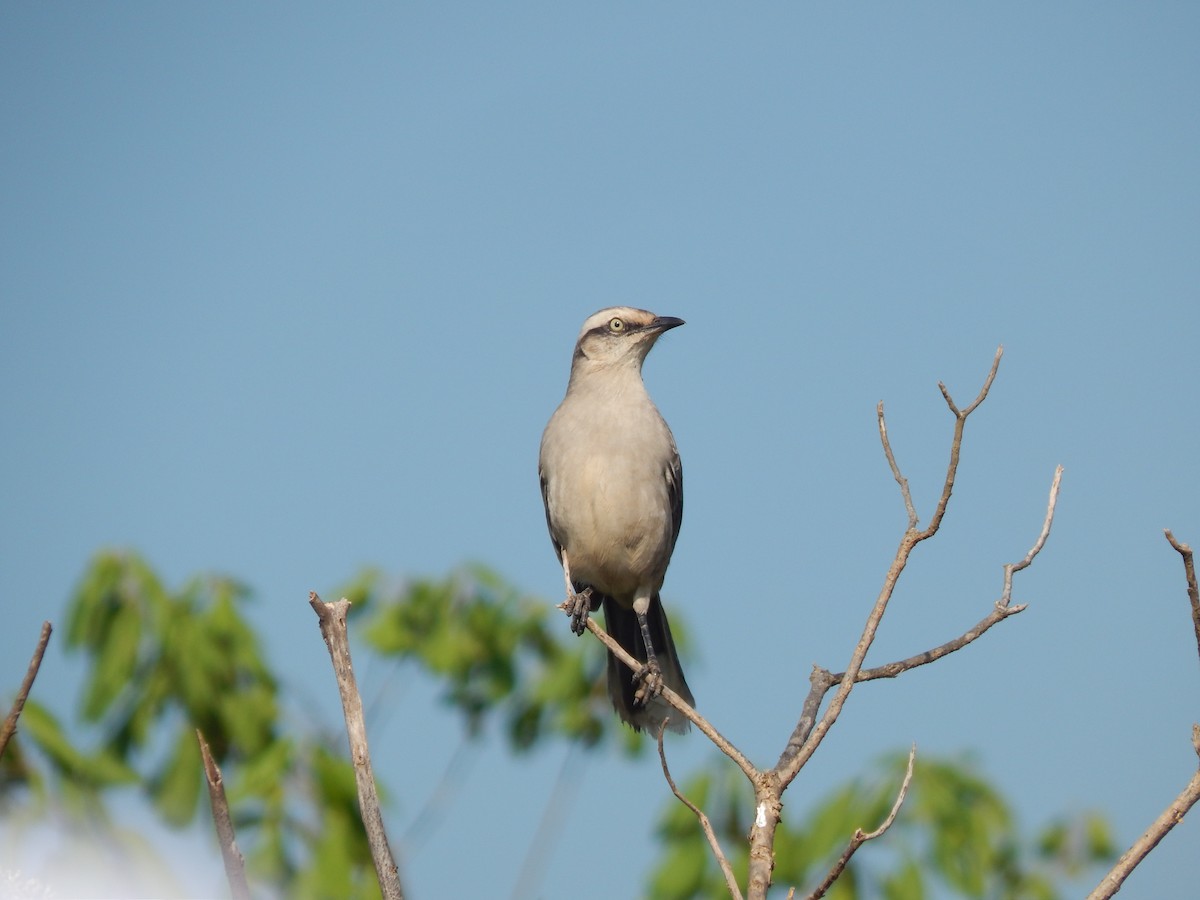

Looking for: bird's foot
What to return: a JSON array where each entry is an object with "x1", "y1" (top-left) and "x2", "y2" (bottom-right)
[
  {"x1": 632, "y1": 658, "x2": 665, "y2": 708},
  {"x1": 561, "y1": 586, "x2": 594, "y2": 635}
]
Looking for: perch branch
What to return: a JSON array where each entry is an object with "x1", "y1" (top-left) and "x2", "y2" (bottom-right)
[
  {"x1": 573, "y1": 610, "x2": 758, "y2": 781},
  {"x1": 656, "y1": 723, "x2": 743, "y2": 900},
  {"x1": 197, "y1": 730, "x2": 250, "y2": 900},
  {"x1": 0, "y1": 621, "x2": 52, "y2": 760},
  {"x1": 804, "y1": 744, "x2": 917, "y2": 900},
  {"x1": 310, "y1": 593, "x2": 405, "y2": 900}
]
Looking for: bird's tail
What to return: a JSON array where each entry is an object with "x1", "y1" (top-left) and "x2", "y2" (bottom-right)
[{"x1": 602, "y1": 593, "x2": 694, "y2": 734}]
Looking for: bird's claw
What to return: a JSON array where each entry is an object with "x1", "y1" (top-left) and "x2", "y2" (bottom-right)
[
  {"x1": 632, "y1": 659, "x2": 665, "y2": 708},
  {"x1": 562, "y1": 586, "x2": 594, "y2": 635}
]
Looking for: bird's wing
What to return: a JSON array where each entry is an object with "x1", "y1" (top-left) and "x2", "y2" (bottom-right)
[
  {"x1": 538, "y1": 465, "x2": 564, "y2": 565},
  {"x1": 666, "y1": 440, "x2": 683, "y2": 555}
]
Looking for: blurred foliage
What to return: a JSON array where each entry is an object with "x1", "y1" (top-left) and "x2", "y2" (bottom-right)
[
  {"x1": 650, "y1": 752, "x2": 1116, "y2": 899},
  {"x1": 356, "y1": 563, "x2": 640, "y2": 755},
  {"x1": 0, "y1": 551, "x2": 1114, "y2": 898}
]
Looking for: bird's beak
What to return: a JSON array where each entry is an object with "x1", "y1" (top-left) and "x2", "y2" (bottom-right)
[{"x1": 647, "y1": 316, "x2": 685, "y2": 333}]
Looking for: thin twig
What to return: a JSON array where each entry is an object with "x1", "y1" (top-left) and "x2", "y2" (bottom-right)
[
  {"x1": 805, "y1": 745, "x2": 917, "y2": 900},
  {"x1": 755, "y1": 348, "x2": 1008, "y2": 900},
  {"x1": 310, "y1": 593, "x2": 405, "y2": 900},
  {"x1": 921, "y1": 346, "x2": 1003, "y2": 540},
  {"x1": 0, "y1": 621, "x2": 53, "y2": 760},
  {"x1": 830, "y1": 602, "x2": 1027, "y2": 684},
  {"x1": 776, "y1": 461, "x2": 1061, "y2": 768},
  {"x1": 1164, "y1": 530, "x2": 1200, "y2": 666},
  {"x1": 656, "y1": 723, "x2": 743, "y2": 900},
  {"x1": 878, "y1": 401, "x2": 918, "y2": 529},
  {"x1": 1002, "y1": 466, "x2": 1064, "y2": 605},
  {"x1": 196, "y1": 730, "x2": 251, "y2": 900},
  {"x1": 1087, "y1": 725, "x2": 1200, "y2": 900}
]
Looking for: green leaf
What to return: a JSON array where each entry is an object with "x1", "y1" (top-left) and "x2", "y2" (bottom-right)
[{"x1": 152, "y1": 725, "x2": 203, "y2": 826}]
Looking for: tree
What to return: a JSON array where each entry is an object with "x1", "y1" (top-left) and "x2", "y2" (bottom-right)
[
  {"x1": 3, "y1": 349, "x2": 1196, "y2": 898},
  {"x1": 0, "y1": 554, "x2": 1114, "y2": 899}
]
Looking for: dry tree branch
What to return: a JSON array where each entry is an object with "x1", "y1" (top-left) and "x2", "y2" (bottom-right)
[
  {"x1": 0, "y1": 621, "x2": 52, "y2": 760},
  {"x1": 776, "y1": 462, "x2": 1062, "y2": 768},
  {"x1": 1087, "y1": 725, "x2": 1200, "y2": 900},
  {"x1": 803, "y1": 744, "x2": 917, "y2": 900},
  {"x1": 739, "y1": 350, "x2": 1010, "y2": 899},
  {"x1": 921, "y1": 345, "x2": 1003, "y2": 540},
  {"x1": 570, "y1": 348, "x2": 1056, "y2": 900},
  {"x1": 1164, "y1": 530, "x2": 1200, "y2": 666},
  {"x1": 1002, "y1": 465, "x2": 1064, "y2": 605},
  {"x1": 309, "y1": 593, "x2": 405, "y2": 900},
  {"x1": 656, "y1": 723, "x2": 744, "y2": 900},
  {"x1": 877, "y1": 401, "x2": 918, "y2": 530},
  {"x1": 829, "y1": 603, "x2": 1025, "y2": 684},
  {"x1": 775, "y1": 347, "x2": 1007, "y2": 787},
  {"x1": 1088, "y1": 533, "x2": 1200, "y2": 899},
  {"x1": 196, "y1": 729, "x2": 251, "y2": 900}
]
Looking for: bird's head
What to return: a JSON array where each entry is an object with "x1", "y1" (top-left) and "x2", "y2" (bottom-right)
[{"x1": 571, "y1": 306, "x2": 685, "y2": 372}]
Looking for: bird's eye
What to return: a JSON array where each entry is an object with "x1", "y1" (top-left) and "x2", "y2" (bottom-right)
[{"x1": 609, "y1": 317, "x2": 625, "y2": 332}]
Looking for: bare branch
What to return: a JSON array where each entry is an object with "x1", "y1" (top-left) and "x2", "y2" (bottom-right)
[
  {"x1": 805, "y1": 745, "x2": 917, "y2": 900},
  {"x1": 1087, "y1": 725, "x2": 1200, "y2": 900},
  {"x1": 1089, "y1": 533, "x2": 1200, "y2": 897},
  {"x1": 197, "y1": 730, "x2": 250, "y2": 900},
  {"x1": 309, "y1": 593, "x2": 405, "y2": 900},
  {"x1": 832, "y1": 602, "x2": 1027, "y2": 684},
  {"x1": 0, "y1": 621, "x2": 52, "y2": 760},
  {"x1": 921, "y1": 346, "x2": 1003, "y2": 540},
  {"x1": 777, "y1": 459, "x2": 1059, "y2": 772},
  {"x1": 1164, "y1": 530, "x2": 1200, "y2": 666},
  {"x1": 576, "y1": 611, "x2": 759, "y2": 782},
  {"x1": 1002, "y1": 466, "x2": 1064, "y2": 605},
  {"x1": 775, "y1": 348, "x2": 1017, "y2": 788},
  {"x1": 963, "y1": 346, "x2": 1003, "y2": 414},
  {"x1": 656, "y1": 723, "x2": 743, "y2": 900},
  {"x1": 878, "y1": 401, "x2": 918, "y2": 529}
]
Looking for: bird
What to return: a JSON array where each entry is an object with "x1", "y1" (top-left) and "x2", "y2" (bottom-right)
[{"x1": 538, "y1": 306, "x2": 695, "y2": 734}]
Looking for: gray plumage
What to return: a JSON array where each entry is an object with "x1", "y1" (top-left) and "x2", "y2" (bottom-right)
[{"x1": 538, "y1": 306, "x2": 694, "y2": 733}]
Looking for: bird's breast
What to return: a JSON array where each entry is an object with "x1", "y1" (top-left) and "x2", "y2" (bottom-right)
[{"x1": 546, "y1": 436, "x2": 675, "y2": 600}]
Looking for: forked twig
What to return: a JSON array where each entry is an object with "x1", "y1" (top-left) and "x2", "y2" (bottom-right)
[
  {"x1": 777, "y1": 460, "x2": 1063, "y2": 769},
  {"x1": 775, "y1": 347, "x2": 1011, "y2": 784}
]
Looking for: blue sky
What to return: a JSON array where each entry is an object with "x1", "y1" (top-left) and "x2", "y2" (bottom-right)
[{"x1": 2, "y1": 3, "x2": 1198, "y2": 897}]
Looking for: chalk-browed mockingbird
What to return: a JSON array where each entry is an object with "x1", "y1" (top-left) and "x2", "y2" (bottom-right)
[{"x1": 538, "y1": 307, "x2": 695, "y2": 733}]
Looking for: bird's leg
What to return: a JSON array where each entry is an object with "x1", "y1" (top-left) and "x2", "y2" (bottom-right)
[
  {"x1": 632, "y1": 609, "x2": 665, "y2": 707},
  {"x1": 559, "y1": 551, "x2": 594, "y2": 635}
]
